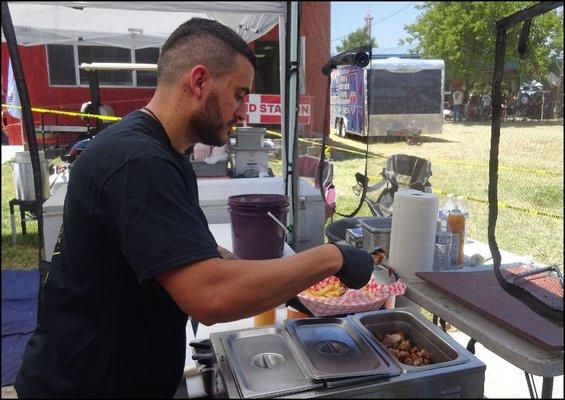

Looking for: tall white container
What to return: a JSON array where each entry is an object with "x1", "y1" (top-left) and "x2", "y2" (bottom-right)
[{"x1": 12, "y1": 150, "x2": 50, "y2": 201}]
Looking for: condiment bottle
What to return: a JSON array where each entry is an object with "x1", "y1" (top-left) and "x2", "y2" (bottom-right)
[
  {"x1": 287, "y1": 306, "x2": 310, "y2": 319},
  {"x1": 253, "y1": 309, "x2": 276, "y2": 327},
  {"x1": 447, "y1": 206, "x2": 466, "y2": 266}
]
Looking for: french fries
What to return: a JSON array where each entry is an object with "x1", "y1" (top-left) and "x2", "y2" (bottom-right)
[
  {"x1": 305, "y1": 281, "x2": 347, "y2": 298},
  {"x1": 305, "y1": 278, "x2": 373, "y2": 298}
]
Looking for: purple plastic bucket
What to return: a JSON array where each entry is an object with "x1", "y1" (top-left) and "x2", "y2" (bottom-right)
[{"x1": 228, "y1": 194, "x2": 289, "y2": 260}]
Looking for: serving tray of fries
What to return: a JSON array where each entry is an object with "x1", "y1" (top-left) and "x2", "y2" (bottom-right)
[{"x1": 297, "y1": 273, "x2": 407, "y2": 317}]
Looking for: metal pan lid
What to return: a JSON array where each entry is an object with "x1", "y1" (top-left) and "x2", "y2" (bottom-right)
[
  {"x1": 284, "y1": 318, "x2": 401, "y2": 381},
  {"x1": 219, "y1": 326, "x2": 323, "y2": 398}
]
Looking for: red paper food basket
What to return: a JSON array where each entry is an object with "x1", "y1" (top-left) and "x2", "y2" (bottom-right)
[{"x1": 297, "y1": 275, "x2": 407, "y2": 317}]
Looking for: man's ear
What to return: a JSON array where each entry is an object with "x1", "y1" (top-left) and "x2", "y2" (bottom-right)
[{"x1": 185, "y1": 65, "x2": 208, "y2": 100}]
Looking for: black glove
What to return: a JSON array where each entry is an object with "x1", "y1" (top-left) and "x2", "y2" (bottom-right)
[{"x1": 332, "y1": 240, "x2": 374, "y2": 289}]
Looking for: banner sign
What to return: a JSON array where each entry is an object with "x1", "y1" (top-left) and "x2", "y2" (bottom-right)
[
  {"x1": 329, "y1": 65, "x2": 365, "y2": 134},
  {"x1": 246, "y1": 94, "x2": 311, "y2": 125},
  {"x1": 6, "y1": 58, "x2": 22, "y2": 119}
]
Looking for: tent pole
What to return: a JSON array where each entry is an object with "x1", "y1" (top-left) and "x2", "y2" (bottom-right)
[
  {"x1": 284, "y1": 1, "x2": 300, "y2": 249},
  {"x1": 1, "y1": 2, "x2": 46, "y2": 324},
  {"x1": 88, "y1": 70, "x2": 103, "y2": 135},
  {"x1": 279, "y1": 13, "x2": 289, "y2": 238}
]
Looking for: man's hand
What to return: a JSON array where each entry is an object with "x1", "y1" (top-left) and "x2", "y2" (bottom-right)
[
  {"x1": 368, "y1": 246, "x2": 386, "y2": 265},
  {"x1": 332, "y1": 241, "x2": 375, "y2": 289}
]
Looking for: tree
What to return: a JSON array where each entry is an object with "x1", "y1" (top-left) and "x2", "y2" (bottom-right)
[
  {"x1": 336, "y1": 26, "x2": 377, "y2": 53},
  {"x1": 401, "y1": 2, "x2": 563, "y2": 93}
]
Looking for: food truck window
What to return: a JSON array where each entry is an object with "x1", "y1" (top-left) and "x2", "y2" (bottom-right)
[
  {"x1": 253, "y1": 41, "x2": 280, "y2": 94},
  {"x1": 46, "y1": 44, "x2": 76, "y2": 86},
  {"x1": 135, "y1": 47, "x2": 160, "y2": 87},
  {"x1": 78, "y1": 46, "x2": 132, "y2": 86}
]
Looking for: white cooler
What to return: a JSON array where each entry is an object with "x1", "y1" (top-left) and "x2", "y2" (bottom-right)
[
  {"x1": 41, "y1": 177, "x2": 326, "y2": 263},
  {"x1": 42, "y1": 183, "x2": 68, "y2": 262}
]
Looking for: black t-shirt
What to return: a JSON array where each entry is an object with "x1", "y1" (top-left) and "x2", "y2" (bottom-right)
[{"x1": 15, "y1": 110, "x2": 220, "y2": 398}]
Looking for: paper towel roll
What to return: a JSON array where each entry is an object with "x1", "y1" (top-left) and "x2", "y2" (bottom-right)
[{"x1": 389, "y1": 189, "x2": 439, "y2": 279}]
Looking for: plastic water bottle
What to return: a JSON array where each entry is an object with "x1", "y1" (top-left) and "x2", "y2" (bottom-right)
[
  {"x1": 433, "y1": 216, "x2": 452, "y2": 271},
  {"x1": 455, "y1": 195, "x2": 468, "y2": 216},
  {"x1": 439, "y1": 193, "x2": 457, "y2": 219}
]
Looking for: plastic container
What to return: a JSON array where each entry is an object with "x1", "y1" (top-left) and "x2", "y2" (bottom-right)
[
  {"x1": 233, "y1": 147, "x2": 269, "y2": 175},
  {"x1": 433, "y1": 217, "x2": 452, "y2": 271},
  {"x1": 447, "y1": 207, "x2": 465, "y2": 267},
  {"x1": 228, "y1": 194, "x2": 289, "y2": 260},
  {"x1": 233, "y1": 127, "x2": 266, "y2": 148},
  {"x1": 192, "y1": 143, "x2": 212, "y2": 161},
  {"x1": 191, "y1": 160, "x2": 228, "y2": 177}
]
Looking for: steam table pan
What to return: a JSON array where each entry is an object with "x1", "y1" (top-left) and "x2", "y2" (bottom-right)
[
  {"x1": 220, "y1": 326, "x2": 322, "y2": 398},
  {"x1": 349, "y1": 308, "x2": 469, "y2": 373},
  {"x1": 283, "y1": 317, "x2": 401, "y2": 381}
]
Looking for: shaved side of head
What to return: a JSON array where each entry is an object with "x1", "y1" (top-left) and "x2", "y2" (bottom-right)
[{"x1": 157, "y1": 18, "x2": 257, "y2": 85}]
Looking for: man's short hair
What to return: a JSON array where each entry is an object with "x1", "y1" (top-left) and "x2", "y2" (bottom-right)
[{"x1": 157, "y1": 18, "x2": 257, "y2": 85}]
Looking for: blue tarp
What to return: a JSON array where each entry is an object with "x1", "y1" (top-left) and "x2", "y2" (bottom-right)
[{"x1": 2, "y1": 269, "x2": 38, "y2": 387}]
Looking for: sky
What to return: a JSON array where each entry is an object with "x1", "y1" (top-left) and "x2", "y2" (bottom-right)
[{"x1": 331, "y1": 1, "x2": 424, "y2": 55}]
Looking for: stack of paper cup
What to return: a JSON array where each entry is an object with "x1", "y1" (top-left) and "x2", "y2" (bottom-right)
[{"x1": 389, "y1": 189, "x2": 439, "y2": 279}]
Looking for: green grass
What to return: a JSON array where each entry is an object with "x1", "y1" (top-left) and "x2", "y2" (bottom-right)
[
  {"x1": 314, "y1": 119, "x2": 564, "y2": 269},
  {"x1": 3, "y1": 121, "x2": 564, "y2": 272}
]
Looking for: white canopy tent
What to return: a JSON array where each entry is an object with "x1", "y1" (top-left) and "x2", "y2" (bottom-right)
[
  {"x1": 2, "y1": 1, "x2": 302, "y2": 245},
  {"x1": 2, "y1": 2, "x2": 283, "y2": 47}
]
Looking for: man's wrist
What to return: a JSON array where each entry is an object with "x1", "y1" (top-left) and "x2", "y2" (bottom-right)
[{"x1": 325, "y1": 243, "x2": 344, "y2": 274}]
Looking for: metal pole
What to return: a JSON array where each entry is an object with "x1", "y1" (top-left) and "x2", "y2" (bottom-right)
[
  {"x1": 541, "y1": 377, "x2": 554, "y2": 399},
  {"x1": 279, "y1": 14, "x2": 287, "y2": 199},
  {"x1": 488, "y1": 26, "x2": 506, "y2": 274},
  {"x1": 2, "y1": 1, "x2": 46, "y2": 323},
  {"x1": 88, "y1": 70, "x2": 103, "y2": 135},
  {"x1": 284, "y1": 1, "x2": 300, "y2": 248}
]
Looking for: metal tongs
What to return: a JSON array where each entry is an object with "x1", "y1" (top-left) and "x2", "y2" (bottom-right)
[{"x1": 510, "y1": 263, "x2": 564, "y2": 288}]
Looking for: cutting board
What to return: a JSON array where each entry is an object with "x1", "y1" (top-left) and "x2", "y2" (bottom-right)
[{"x1": 416, "y1": 271, "x2": 563, "y2": 351}]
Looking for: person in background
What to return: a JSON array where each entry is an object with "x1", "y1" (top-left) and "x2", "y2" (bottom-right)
[
  {"x1": 475, "y1": 94, "x2": 484, "y2": 119},
  {"x1": 482, "y1": 92, "x2": 492, "y2": 120},
  {"x1": 14, "y1": 17, "x2": 381, "y2": 398},
  {"x1": 507, "y1": 94, "x2": 517, "y2": 119},
  {"x1": 520, "y1": 94, "x2": 529, "y2": 120},
  {"x1": 465, "y1": 93, "x2": 475, "y2": 121},
  {"x1": 452, "y1": 89, "x2": 464, "y2": 122}
]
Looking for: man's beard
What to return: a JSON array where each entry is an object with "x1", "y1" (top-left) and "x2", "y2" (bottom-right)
[{"x1": 188, "y1": 90, "x2": 232, "y2": 147}]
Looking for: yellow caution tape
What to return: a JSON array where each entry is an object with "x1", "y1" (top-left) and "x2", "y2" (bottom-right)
[
  {"x1": 431, "y1": 188, "x2": 563, "y2": 220},
  {"x1": 3, "y1": 109, "x2": 562, "y2": 177},
  {"x1": 277, "y1": 132, "x2": 562, "y2": 178},
  {"x1": 433, "y1": 158, "x2": 562, "y2": 177},
  {"x1": 2, "y1": 104, "x2": 122, "y2": 122}
]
